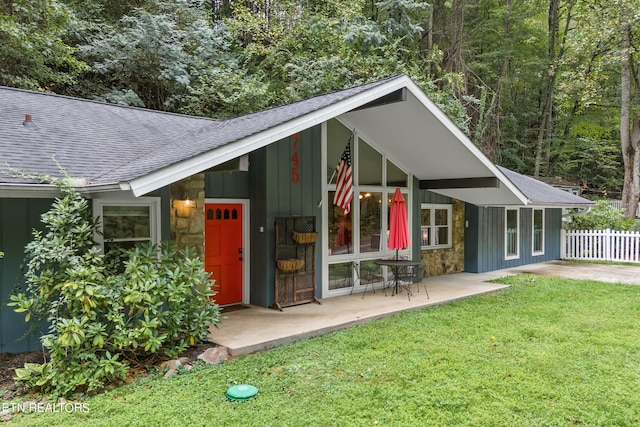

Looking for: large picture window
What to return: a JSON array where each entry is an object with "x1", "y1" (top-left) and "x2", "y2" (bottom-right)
[
  {"x1": 325, "y1": 119, "x2": 410, "y2": 295},
  {"x1": 420, "y1": 204, "x2": 452, "y2": 249},
  {"x1": 94, "y1": 198, "x2": 160, "y2": 254},
  {"x1": 532, "y1": 208, "x2": 544, "y2": 255},
  {"x1": 505, "y1": 208, "x2": 519, "y2": 259}
]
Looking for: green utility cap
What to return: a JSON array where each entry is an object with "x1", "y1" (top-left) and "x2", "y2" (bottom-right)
[{"x1": 226, "y1": 384, "x2": 259, "y2": 401}]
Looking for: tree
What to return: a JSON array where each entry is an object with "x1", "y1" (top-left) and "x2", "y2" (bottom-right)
[
  {"x1": 558, "y1": 0, "x2": 639, "y2": 216},
  {"x1": 534, "y1": 0, "x2": 574, "y2": 178},
  {"x1": 0, "y1": 0, "x2": 87, "y2": 90},
  {"x1": 619, "y1": 7, "x2": 640, "y2": 219}
]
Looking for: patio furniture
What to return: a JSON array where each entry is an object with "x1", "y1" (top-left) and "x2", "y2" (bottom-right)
[
  {"x1": 373, "y1": 258, "x2": 420, "y2": 300},
  {"x1": 350, "y1": 262, "x2": 385, "y2": 299},
  {"x1": 407, "y1": 263, "x2": 429, "y2": 298}
]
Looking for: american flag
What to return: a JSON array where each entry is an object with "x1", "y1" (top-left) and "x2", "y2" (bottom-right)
[{"x1": 333, "y1": 140, "x2": 353, "y2": 214}]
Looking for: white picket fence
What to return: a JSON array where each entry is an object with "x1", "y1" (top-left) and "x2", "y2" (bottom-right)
[
  {"x1": 562, "y1": 229, "x2": 640, "y2": 263},
  {"x1": 605, "y1": 200, "x2": 640, "y2": 217}
]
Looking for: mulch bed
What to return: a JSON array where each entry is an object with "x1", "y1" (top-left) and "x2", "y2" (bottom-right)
[{"x1": 0, "y1": 351, "x2": 46, "y2": 392}]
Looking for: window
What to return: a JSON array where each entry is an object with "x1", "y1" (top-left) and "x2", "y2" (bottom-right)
[
  {"x1": 324, "y1": 119, "x2": 411, "y2": 295},
  {"x1": 505, "y1": 208, "x2": 519, "y2": 259},
  {"x1": 532, "y1": 208, "x2": 544, "y2": 255},
  {"x1": 359, "y1": 191, "x2": 382, "y2": 253},
  {"x1": 94, "y1": 198, "x2": 161, "y2": 254},
  {"x1": 420, "y1": 204, "x2": 452, "y2": 249}
]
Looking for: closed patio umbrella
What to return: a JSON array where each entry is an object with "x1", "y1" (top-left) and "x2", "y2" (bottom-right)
[{"x1": 388, "y1": 188, "x2": 410, "y2": 259}]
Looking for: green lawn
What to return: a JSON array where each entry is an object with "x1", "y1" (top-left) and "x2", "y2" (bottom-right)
[{"x1": 8, "y1": 275, "x2": 640, "y2": 426}]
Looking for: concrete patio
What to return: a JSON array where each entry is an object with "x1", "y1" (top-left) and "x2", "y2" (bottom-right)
[{"x1": 208, "y1": 268, "x2": 516, "y2": 356}]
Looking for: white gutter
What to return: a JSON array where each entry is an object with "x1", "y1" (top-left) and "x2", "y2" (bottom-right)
[{"x1": 0, "y1": 182, "x2": 127, "y2": 198}]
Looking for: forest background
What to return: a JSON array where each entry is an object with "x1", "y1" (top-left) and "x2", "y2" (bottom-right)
[{"x1": 1, "y1": 0, "x2": 639, "y2": 215}]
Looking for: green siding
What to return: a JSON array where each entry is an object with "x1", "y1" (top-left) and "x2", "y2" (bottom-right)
[
  {"x1": 205, "y1": 171, "x2": 250, "y2": 199},
  {"x1": 248, "y1": 148, "x2": 270, "y2": 307},
  {"x1": 1, "y1": 198, "x2": 53, "y2": 353},
  {"x1": 465, "y1": 204, "x2": 563, "y2": 273},
  {"x1": 419, "y1": 190, "x2": 452, "y2": 205},
  {"x1": 245, "y1": 125, "x2": 323, "y2": 307}
]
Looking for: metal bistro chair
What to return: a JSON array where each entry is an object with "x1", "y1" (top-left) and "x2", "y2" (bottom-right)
[
  {"x1": 394, "y1": 263, "x2": 429, "y2": 300},
  {"x1": 413, "y1": 263, "x2": 429, "y2": 298},
  {"x1": 350, "y1": 262, "x2": 385, "y2": 299}
]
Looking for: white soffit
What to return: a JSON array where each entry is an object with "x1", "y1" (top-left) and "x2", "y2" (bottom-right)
[
  {"x1": 128, "y1": 75, "x2": 527, "y2": 206},
  {"x1": 339, "y1": 83, "x2": 527, "y2": 206}
]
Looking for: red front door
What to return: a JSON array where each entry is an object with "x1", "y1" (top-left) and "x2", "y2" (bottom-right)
[{"x1": 205, "y1": 203, "x2": 243, "y2": 306}]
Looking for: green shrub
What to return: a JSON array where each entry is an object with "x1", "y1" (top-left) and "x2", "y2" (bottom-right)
[
  {"x1": 565, "y1": 200, "x2": 636, "y2": 231},
  {"x1": 9, "y1": 183, "x2": 220, "y2": 396}
]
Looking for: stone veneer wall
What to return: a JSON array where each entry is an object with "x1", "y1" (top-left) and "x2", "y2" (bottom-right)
[
  {"x1": 170, "y1": 173, "x2": 205, "y2": 258},
  {"x1": 420, "y1": 199, "x2": 465, "y2": 277}
]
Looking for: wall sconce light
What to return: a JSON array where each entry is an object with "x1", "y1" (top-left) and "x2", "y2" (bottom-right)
[{"x1": 172, "y1": 186, "x2": 195, "y2": 217}]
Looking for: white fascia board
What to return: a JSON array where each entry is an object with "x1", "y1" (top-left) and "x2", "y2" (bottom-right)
[
  {"x1": 0, "y1": 184, "x2": 61, "y2": 198},
  {"x1": 402, "y1": 79, "x2": 529, "y2": 206},
  {"x1": 128, "y1": 77, "x2": 413, "y2": 196},
  {"x1": 519, "y1": 202, "x2": 595, "y2": 209},
  {"x1": 0, "y1": 183, "x2": 129, "y2": 199}
]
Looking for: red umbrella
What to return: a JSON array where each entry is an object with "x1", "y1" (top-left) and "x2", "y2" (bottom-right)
[{"x1": 388, "y1": 188, "x2": 410, "y2": 258}]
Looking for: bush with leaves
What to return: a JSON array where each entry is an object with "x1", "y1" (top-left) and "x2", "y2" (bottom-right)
[
  {"x1": 9, "y1": 183, "x2": 220, "y2": 396},
  {"x1": 564, "y1": 200, "x2": 636, "y2": 231}
]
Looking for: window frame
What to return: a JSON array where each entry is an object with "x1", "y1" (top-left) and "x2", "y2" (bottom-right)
[
  {"x1": 505, "y1": 208, "x2": 520, "y2": 260},
  {"x1": 532, "y1": 208, "x2": 545, "y2": 256},
  {"x1": 93, "y1": 197, "x2": 161, "y2": 253},
  {"x1": 323, "y1": 119, "x2": 412, "y2": 297},
  {"x1": 420, "y1": 203, "x2": 453, "y2": 250}
]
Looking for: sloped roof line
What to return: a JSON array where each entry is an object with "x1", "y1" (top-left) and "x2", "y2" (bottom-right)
[
  {"x1": 125, "y1": 75, "x2": 417, "y2": 195},
  {"x1": 496, "y1": 166, "x2": 593, "y2": 207},
  {"x1": 92, "y1": 77, "x2": 405, "y2": 184},
  {"x1": 0, "y1": 85, "x2": 217, "y2": 122}
]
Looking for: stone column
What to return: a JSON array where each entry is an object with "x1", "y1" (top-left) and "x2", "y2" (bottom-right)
[{"x1": 170, "y1": 173, "x2": 205, "y2": 259}]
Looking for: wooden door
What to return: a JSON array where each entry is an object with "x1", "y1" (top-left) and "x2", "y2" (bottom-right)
[{"x1": 205, "y1": 203, "x2": 243, "y2": 305}]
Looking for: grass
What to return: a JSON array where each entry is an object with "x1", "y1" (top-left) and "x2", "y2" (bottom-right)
[{"x1": 7, "y1": 274, "x2": 640, "y2": 426}]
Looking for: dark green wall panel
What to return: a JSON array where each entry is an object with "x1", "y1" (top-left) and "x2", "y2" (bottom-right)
[
  {"x1": 419, "y1": 191, "x2": 451, "y2": 204},
  {"x1": 205, "y1": 171, "x2": 249, "y2": 199},
  {"x1": 258, "y1": 126, "x2": 323, "y2": 307},
  {"x1": 1, "y1": 198, "x2": 53, "y2": 353},
  {"x1": 465, "y1": 204, "x2": 564, "y2": 273}
]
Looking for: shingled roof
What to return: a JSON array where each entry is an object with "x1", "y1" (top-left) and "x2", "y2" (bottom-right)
[
  {"x1": 497, "y1": 166, "x2": 593, "y2": 207},
  {"x1": 1, "y1": 76, "x2": 592, "y2": 208},
  {"x1": 0, "y1": 77, "x2": 396, "y2": 191}
]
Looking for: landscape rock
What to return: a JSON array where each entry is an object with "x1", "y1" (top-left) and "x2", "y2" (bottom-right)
[
  {"x1": 197, "y1": 346, "x2": 229, "y2": 365},
  {"x1": 159, "y1": 359, "x2": 183, "y2": 371},
  {"x1": 163, "y1": 369, "x2": 178, "y2": 379}
]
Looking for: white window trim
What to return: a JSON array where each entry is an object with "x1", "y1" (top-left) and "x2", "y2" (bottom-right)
[
  {"x1": 532, "y1": 208, "x2": 545, "y2": 256},
  {"x1": 321, "y1": 120, "x2": 412, "y2": 297},
  {"x1": 420, "y1": 203, "x2": 453, "y2": 250},
  {"x1": 505, "y1": 208, "x2": 520, "y2": 260},
  {"x1": 93, "y1": 197, "x2": 161, "y2": 253}
]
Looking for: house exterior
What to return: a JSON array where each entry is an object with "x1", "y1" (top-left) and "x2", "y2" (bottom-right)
[{"x1": 0, "y1": 75, "x2": 592, "y2": 352}]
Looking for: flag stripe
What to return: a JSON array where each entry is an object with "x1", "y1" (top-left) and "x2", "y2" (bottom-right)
[{"x1": 333, "y1": 140, "x2": 353, "y2": 214}]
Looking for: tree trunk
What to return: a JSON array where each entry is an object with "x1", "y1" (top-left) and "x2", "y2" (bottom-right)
[
  {"x1": 481, "y1": 0, "x2": 513, "y2": 164},
  {"x1": 620, "y1": 22, "x2": 640, "y2": 219},
  {"x1": 444, "y1": 0, "x2": 466, "y2": 77},
  {"x1": 534, "y1": 0, "x2": 559, "y2": 178}
]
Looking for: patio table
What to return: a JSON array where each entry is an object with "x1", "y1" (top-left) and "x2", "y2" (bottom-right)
[{"x1": 373, "y1": 258, "x2": 420, "y2": 300}]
